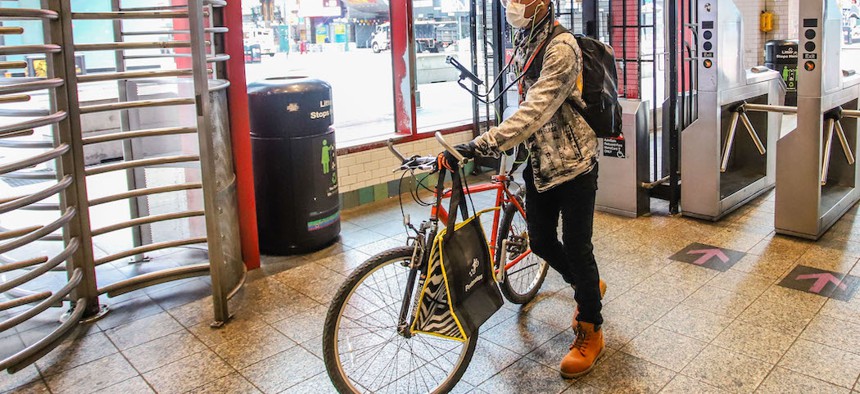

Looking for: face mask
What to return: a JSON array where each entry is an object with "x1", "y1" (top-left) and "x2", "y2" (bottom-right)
[{"x1": 504, "y1": 0, "x2": 539, "y2": 28}]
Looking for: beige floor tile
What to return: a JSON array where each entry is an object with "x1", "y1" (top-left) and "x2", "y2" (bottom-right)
[
  {"x1": 758, "y1": 285, "x2": 828, "y2": 311},
  {"x1": 541, "y1": 269, "x2": 574, "y2": 295},
  {"x1": 748, "y1": 235, "x2": 812, "y2": 260},
  {"x1": 281, "y1": 371, "x2": 338, "y2": 394},
  {"x1": 757, "y1": 367, "x2": 850, "y2": 394},
  {"x1": 705, "y1": 226, "x2": 770, "y2": 252},
  {"x1": 682, "y1": 345, "x2": 772, "y2": 394},
  {"x1": 482, "y1": 313, "x2": 567, "y2": 355},
  {"x1": 33, "y1": 330, "x2": 118, "y2": 377},
  {"x1": 632, "y1": 273, "x2": 704, "y2": 303},
  {"x1": 271, "y1": 305, "x2": 331, "y2": 344},
  {"x1": 795, "y1": 248, "x2": 860, "y2": 274},
  {"x1": 602, "y1": 290, "x2": 678, "y2": 324},
  {"x1": 660, "y1": 261, "x2": 720, "y2": 284},
  {"x1": 597, "y1": 263, "x2": 653, "y2": 295},
  {"x1": 185, "y1": 372, "x2": 262, "y2": 394},
  {"x1": 682, "y1": 285, "x2": 755, "y2": 319},
  {"x1": 45, "y1": 353, "x2": 139, "y2": 394},
  {"x1": 0, "y1": 365, "x2": 42, "y2": 393},
  {"x1": 211, "y1": 325, "x2": 296, "y2": 369},
  {"x1": 188, "y1": 310, "x2": 268, "y2": 347},
  {"x1": 821, "y1": 297, "x2": 860, "y2": 326},
  {"x1": 712, "y1": 320, "x2": 794, "y2": 364},
  {"x1": 240, "y1": 346, "x2": 324, "y2": 394},
  {"x1": 730, "y1": 253, "x2": 797, "y2": 280},
  {"x1": 474, "y1": 358, "x2": 572, "y2": 394},
  {"x1": 314, "y1": 248, "x2": 373, "y2": 274},
  {"x1": 104, "y1": 312, "x2": 184, "y2": 351},
  {"x1": 230, "y1": 279, "x2": 320, "y2": 324},
  {"x1": 91, "y1": 377, "x2": 154, "y2": 394},
  {"x1": 621, "y1": 326, "x2": 707, "y2": 372},
  {"x1": 274, "y1": 263, "x2": 346, "y2": 304},
  {"x1": 95, "y1": 295, "x2": 166, "y2": 332},
  {"x1": 165, "y1": 297, "x2": 214, "y2": 328},
  {"x1": 659, "y1": 374, "x2": 726, "y2": 394},
  {"x1": 737, "y1": 297, "x2": 817, "y2": 336},
  {"x1": 706, "y1": 269, "x2": 774, "y2": 298},
  {"x1": 337, "y1": 228, "x2": 389, "y2": 249},
  {"x1": 560, "y1": 380, "x2": 603, "y2": 393},
  {"x1": 800, "y1": 314, "x2": 860, "y2": 355},
  {"x1": 778, "y1": 339, "x2": 860, "y2": 388},
  {"x1": 142, "y1": 350, "x2": 234, "y2": 394},
  {"x1": 654, "y1": 304, "x2": 734, "y2": 342},
  {"x1": 601, "y1": 314, "x2": 653, "y2": 350},
  {"x1": 580, "y1": 351, "x2": 675, "y2": 393},
  {"x1": 463, "y1": 339, "x2": 523, "y2": 386},
  {"x1": 3, "y1": 380, "x2": 51, "y2": 394},
  {"x1": 122, "y1": 331, "x2": 209, "y2": 373},
  {"x1": 518, "y1": 291, "x2": 577, "y2": 330},
  {"x1": 352, "y1": 237, "x2": 408, "y2": 257}
]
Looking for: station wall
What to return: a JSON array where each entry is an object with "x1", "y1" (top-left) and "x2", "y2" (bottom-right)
[
  {"x1": 738, "y1": 0, "x2": 795, "y2": 68},
  {"x1": 335, "y1": 131, "x2": 474, "y2": 208}
]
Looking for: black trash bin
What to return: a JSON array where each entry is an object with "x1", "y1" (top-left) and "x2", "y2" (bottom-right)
[
  {"x1": 249, "y1": 77, "x2": 340, "y2": 255},
  {"x1": 764, "y1": 39, "x2": 798, "y2": 106}
]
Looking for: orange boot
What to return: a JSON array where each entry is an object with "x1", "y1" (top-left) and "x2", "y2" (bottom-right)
[
  {"x1": 560, "y1": 322, "x2": 605, "y2": 379},
  {"x1": 571, "y1": 279, "x2": 606, "y2": 328}
]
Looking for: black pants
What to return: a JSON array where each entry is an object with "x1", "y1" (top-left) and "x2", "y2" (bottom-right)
[{"x1": 523, "y1": 163, "x2": 603, "y2": 327}]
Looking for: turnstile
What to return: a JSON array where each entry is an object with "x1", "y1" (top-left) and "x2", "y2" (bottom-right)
[
  {"x1": 775, "y1": 0, "x2": 860, "y2": 240},
  {"x1": 596, "y1": 99, "x2": 650, "y2": 217},
  {"x1": 681, "y1": 0, "x2": 785, "y2": 220}
]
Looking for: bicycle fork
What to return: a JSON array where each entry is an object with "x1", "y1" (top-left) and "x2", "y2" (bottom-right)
[{"x1": 396, "y1": 228, "x2": 431, "y2": 338}]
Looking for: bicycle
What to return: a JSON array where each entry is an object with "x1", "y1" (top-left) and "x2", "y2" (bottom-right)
[{"x1": 322, "y1": 133, "x2": 548, "y2": 393}]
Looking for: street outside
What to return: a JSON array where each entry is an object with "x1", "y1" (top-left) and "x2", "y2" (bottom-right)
[{"x1": 242, "y1": 47, "x2": 478, "y2": 146}]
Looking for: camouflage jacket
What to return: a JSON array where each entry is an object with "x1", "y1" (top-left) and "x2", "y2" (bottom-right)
[{"x1": 472, "y1": 16, "x2": 597, "y2": 193}]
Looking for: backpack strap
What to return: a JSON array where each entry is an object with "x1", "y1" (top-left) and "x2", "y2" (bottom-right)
[{"x1": 519, "y1": 22, "x2": 574, "y2": 102}]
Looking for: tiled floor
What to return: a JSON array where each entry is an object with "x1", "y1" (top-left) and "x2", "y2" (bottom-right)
[{"x1": 3, "y1": 183, "x2": 860, "y2": 394}]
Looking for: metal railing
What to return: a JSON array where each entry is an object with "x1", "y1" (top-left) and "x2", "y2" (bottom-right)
[{"x1": 0, "y1": 0, "x2": 244, "y2": 374}]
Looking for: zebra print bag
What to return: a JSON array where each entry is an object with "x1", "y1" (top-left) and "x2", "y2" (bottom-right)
[{"x1": 410, "y1": 169, "x2": 503, "y2": 341}]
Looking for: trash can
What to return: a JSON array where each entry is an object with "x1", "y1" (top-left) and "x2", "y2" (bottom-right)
[
  {"x1": 764, "y1": 40, "x2": 798, "y2": 106},
  {"x1": 249, "y1": 77, "x2": 340, "y2": 255}
]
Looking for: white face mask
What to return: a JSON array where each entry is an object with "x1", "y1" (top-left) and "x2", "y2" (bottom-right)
[{"x1": 504, "y1": 0, "x2": 539, "y2": 28}]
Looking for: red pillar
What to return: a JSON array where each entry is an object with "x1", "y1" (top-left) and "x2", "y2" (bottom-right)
[
  {"x1": 223, "y1": 1, "x2": 261, "y2": 269},
  {"x1": 390, "y1": 0, "x2": 416, "y2": 135}
]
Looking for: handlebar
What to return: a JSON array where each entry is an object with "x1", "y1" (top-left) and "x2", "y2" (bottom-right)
[
  {"x1": 387, "y1": 138, "x2": 407, "y2": 162},
  {"x1": 435, "y1": 132, "x2": 466, "y2": 164},
  {"x1": 386, "y1": 133, "x2": 468, "y2": 172}
]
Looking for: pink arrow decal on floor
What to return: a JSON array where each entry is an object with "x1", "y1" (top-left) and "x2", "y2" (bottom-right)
[
  {"x1": 687, "y1": 248, "x2": 730, "y2": 266},
  {"x1": 796, "y1": 273, "x2": 848, "y2": 294}
]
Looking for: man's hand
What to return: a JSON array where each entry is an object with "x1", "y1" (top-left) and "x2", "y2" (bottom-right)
[{"x1": 437, "y1": 142, "x2": 477, "y2": 172}]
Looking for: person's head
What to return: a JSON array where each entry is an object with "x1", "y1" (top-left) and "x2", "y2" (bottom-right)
[{"x1": 502, "y1": 0, "x2": 551, "y2": 29}]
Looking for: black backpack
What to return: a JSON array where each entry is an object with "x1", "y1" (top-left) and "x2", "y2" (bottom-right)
[{"x1": 530, "y1": 24, "x2": 623, "y2": 139}]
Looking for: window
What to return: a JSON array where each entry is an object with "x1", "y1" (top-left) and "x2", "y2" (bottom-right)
[{"x1": 241, "y1": 0, "x2": 398, "y2": 147}]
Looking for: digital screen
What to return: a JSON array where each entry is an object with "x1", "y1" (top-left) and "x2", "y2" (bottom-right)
[
  {"x1": 702, "y1": 21, "x2": 714, "y2": 29},
  {"x1": 803, "y1": 18, "x2": 818, "y2": 28}
]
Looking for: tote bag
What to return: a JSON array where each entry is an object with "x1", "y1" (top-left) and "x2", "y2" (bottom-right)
[{"x1": 410, "y1": 168, "x2": 504, "y2": 341}]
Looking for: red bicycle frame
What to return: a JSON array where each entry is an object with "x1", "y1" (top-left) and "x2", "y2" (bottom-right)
[{"x1": 430, "y1": 173, "x2": 531, "y2": 272}]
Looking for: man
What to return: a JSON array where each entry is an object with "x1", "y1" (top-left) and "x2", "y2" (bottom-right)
[{"x1": 439, "y1": 0, "x2": 606, "y2": 378}]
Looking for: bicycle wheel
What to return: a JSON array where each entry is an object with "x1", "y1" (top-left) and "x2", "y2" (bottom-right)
[
  {"x1": 496, "y1": 199, "x2": 548, "y2": 304},
  {"x1": 323, "y1": 246, "x2": 477, "y2": 394}
]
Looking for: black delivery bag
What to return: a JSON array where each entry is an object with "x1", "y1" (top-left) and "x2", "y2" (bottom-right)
[{"x1": 410, "y1": 168, "x2": 503, "y2": 341}]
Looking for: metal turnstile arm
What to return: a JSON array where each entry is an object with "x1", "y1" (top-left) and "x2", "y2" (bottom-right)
[
  {"x1": 720, "y1": 112, "x2": 741, "y2": 173},
  {"x1": 821, "y1": 107, "x2": 857, "y2": 186},
  {"x1": 720, "y1": 106, "x2": 767, "y2": 173},
  {"x1": 821, "y1": 118, "x2": 836, "y2": 186}
]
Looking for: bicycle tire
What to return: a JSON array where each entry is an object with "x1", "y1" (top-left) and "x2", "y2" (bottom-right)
[
  {"x1": 323, "y1": 246, "x2": 478, "y2": 394},
  {"x1": 495, "y1": 200, "x2": 548, "y2": 304}
]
